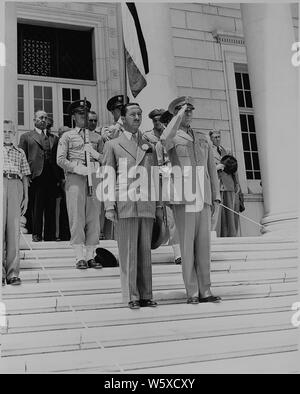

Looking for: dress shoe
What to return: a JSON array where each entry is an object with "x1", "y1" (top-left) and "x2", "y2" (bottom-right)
[
  {"x1": 76, "y1": 260, "x2": 88, "y2": 270},
  {"x1": 187, "y1": 297, "x2": 199, "y2": 304},
  {"x1": 140, "y1": 299, "x2": 158, "y2": 308},
  {"x1": 32, "y1": 235, "x2": 42, "y2": 242},
  {"x1": 7, "y1": 277, "x2": 21, "y2": 286},
  {"x1": 199, "y1": 295, "x2": 222, "y2": 303},
  {"x1": 174, "y1": 257, "x2": 182, "y2": 265},
  {"x1": 87, "y1": 259, "x2": 103, "y2": 269},
  {"x1": 128, "y1": 300, "x2": 140, "y2": 310}
]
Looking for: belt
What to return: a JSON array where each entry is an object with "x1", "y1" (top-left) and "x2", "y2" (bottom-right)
[{"x1": 3, "y1": 173, "x2": 21, "y2": 180}]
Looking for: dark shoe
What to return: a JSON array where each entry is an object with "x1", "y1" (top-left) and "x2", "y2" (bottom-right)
[
  {"x1": 87, "y1": 259, "x2": 103, "y2": 269},
  {"x1": 2, "y1": 278, "x2": 5, "y2": 286},
  {"x1": 32, "y1": 235, "x2": 42, "y2": 242},
  {"x1": 76, "y1": 260, "x2": 88, "y2": 270},
  {"x1": 7, "y1": 277, "x2": 21, "y2": 286},
  {"x1": 140, "y1": 299, "x2": 158, "y2": 308},
  {"x1": 175, "y1": 257, "x2": 182, "y2": 265},
  {"x1": 128, "y1": 300, "x2": 140, "y2": 310},
  {"x1": 199, "y1": 295, "x2": 222, "y2": 303},
  {"x1": 187, "y1": 297, "x2": 199, "y2": 304}
]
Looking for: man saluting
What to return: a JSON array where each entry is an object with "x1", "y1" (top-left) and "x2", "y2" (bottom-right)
[{"x1": 57, "y1": 100, "x2": 104, "y2": 269}]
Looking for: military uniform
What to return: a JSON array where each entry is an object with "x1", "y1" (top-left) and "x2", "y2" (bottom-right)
[
  {"x1": 3, "y1": 143, "x2": 30, "y2": 285},
  {"x1": 101, "y1": 95, "x2": 128, "y2": 142},
  {"x1": 161, "y1": 97, "x2": 221, "y2": 303},
  {"x1": 57, "y1": 100, "x2": 104, "y2": 268},
  {"x1": 144, "y1": 109, "x2": 181, "y2": 263}
]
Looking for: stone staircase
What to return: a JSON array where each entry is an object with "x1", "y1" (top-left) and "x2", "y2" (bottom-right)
[{"x1": 0, "y1": 235, "x2": 299, "y2": 374}]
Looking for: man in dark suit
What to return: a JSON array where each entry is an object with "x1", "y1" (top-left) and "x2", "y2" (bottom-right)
[{"x1": 19, "y1": 110, "x2": 62, "y2": 241}]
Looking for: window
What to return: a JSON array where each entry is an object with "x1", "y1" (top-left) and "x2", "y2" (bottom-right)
[
  {"x1": 18, "y1": 84, "x2": 24, "y2": 126},
  {"x1": 62, "y1": 88, "x2": 81, "y2": 128},
  {"x1": 18, "y1": 23, "x2": 94, "y2": 80},
  {"x1": 234, "y1": 65, "x2": 261, "y2": 180},
  {"x1": 33, "y1": 85, "x2": 53, "y2": 121}
]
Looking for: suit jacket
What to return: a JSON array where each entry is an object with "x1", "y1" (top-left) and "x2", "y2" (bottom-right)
[
  {"x1": 211, "y1": 144, "x2": 236, "y2": 192},
  {"x1": 161, "y1": 127, "x2": 220, "y2": 206},
  {"x1": 19, "y1": 130, "x2": 62, "y2": 181},
  {"x1": 102, "y1": 131, "x2": 158, "y2": 219}
]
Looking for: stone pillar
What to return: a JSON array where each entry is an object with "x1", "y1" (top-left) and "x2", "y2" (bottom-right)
[
  {"x1": 4, "y1": 3, "x2": 18, "y2": 130},
  {"x1": 129, "y1": 3, "x2": 178, "y2": 130},
  {"x1": 241, "y1": 4, "x2": 298, "y2": 237},
  {"x1": 0, "y1": 1, "x2": 5, "y2": 276}
]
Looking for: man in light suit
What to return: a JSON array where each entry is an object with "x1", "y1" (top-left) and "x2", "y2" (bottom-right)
[
  {"x1": 161, "y1": 97, "x2": 221, "y2": 304},
  {"x1": 103, "y1": 102, "x2": 162, "y2": 309},
  {"x1": 209, "y1": 130, "x2": 240, "y2": 237},
  {"x1": 19, "y1": 110, "x2": 63, "y2": 242}
]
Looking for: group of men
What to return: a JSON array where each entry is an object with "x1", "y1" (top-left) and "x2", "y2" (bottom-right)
[{"x1": 2, "y1": 93, "x2": 225, "y2": 309}]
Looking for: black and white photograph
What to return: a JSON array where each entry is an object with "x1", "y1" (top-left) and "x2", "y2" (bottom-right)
[{"x1": 0, "y1": 0, "x2": 299, "y2": 375}]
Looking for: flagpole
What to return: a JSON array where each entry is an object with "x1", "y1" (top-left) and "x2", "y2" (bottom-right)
[{"x1": 120, "y1": 3, "x2": 128, "y2": 105}]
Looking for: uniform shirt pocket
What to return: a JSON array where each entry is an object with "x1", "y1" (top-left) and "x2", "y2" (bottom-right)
[{"x1": 175, "y1": 143, "x2": 189, "y2": 157}]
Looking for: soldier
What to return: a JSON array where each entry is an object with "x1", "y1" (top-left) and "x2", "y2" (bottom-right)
[
  {"x1": 161, "y1": 97, "x2": 222, "y2": 304},
  {"x1": 101, "y1": 95, "x2": 128, "y2": 142},
  {"x1": 144, "y1": 108, "x2": 182, "y2": 265},
  {"x1": 3, "y1": 120, "x2": 30, "y2": 286},
  {"x1": 57, "y1": 100, "x2": 104, "y2": 270}
]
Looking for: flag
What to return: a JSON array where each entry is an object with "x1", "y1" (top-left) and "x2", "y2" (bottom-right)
[{"x1": 121, "y1": 2, "x2": 149, "y2": 98}]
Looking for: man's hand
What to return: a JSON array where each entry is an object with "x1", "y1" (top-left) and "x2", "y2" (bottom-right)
[
  {"x1": 84, "y1": 144, "x2": 100, "y2": 160},
  {"x1": 74, "y1": 164, "x2": 89, "y2": 176},
  {"x1": 216, "y1": 163, "x2": 225, "y2": 171},
  {"x1": 21, "y1": 196, "x2": 28, "y2": 216},
  {"x1": 212, "y1": 199, "x2": 221, "y2": 216},
  {"x1": 105, "y1": 209, "x2": 117, "y2": 223},
  {"x1": 155, "y1": 206, "x2": 164, "y2": 221}
]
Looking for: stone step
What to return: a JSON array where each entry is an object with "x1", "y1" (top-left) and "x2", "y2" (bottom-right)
[
  {"x1": 1, "y1": 329, "x2": 297, "y2": 373},
  {"x1": 20, "y1": 256, "x2": 297, "y2": 270},
  {"x1": 1, "y1": 309, "x2": 295, "y2": 357},
  {"x1": 15, "y1": 263, "x2": 297, "y2": 283},
  {"x1": 2, "y1": 295, "x2": 297, "y2": 334},
  {"x1": 20, "y1": 247, "x2": 297, "y2": 262},
  {"x1": 2, "y1": 269, "x2": 297, "y2": 300},
  {"x1": 3, "y1": 287, "x2": 297, "y2": 315},
  {"x1": 125, "y1": 351, "x2": 299, "y2": 374}
]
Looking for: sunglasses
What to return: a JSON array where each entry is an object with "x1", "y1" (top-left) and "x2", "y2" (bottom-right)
[{"x1": 88, "y1": 119, "x2": 97, "y2": 123}]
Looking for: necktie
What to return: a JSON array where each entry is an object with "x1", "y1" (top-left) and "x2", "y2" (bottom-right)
[
  {"x1": 132, "y1": 132, "x2": 138, "y2": 145},
  {"x1": 217, "y1": 147, "x2": 222, "y2": 156}
]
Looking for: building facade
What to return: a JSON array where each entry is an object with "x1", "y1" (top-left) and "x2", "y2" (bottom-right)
[{"x1": 3, "y1": 2, "x2": 299, "y2": 237}]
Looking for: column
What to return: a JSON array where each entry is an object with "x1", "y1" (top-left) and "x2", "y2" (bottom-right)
[
  {"x1": 241, "y1": 4, "x2": 298, "y2": 237},
  {"x1": 4, "y1": 3, "x2": 18, "y2": 129},
  {"x1": 129, "y1": 3, "x2": 178, "y2": 131}
]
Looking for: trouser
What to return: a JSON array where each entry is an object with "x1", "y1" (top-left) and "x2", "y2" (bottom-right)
[
  {"x1": 30, "y1": 165, "x2": 57, "y2": 240},
  {"x1": 173, "y1": 203, "x2": 212, "y2": 298},
  {"x1": 166, "y1": 205, "x2": 181, "y2": 259},
  {"x1": 65, "y1": 172, "x2": 101, "y2": 246},
  {"x1": 2, "y1": 178, "x2": 23, "y2": 280},
  {"x1": 116, "y1": 218, "x2": 154, "y2": 303},
  {"x1": 220, "y1": 191, "x2": 239, "y2": 237}
]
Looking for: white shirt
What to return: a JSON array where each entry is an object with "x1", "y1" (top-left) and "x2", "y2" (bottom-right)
[{"x1": 35, "y1": 127, "x2": 46, "y2": 135}]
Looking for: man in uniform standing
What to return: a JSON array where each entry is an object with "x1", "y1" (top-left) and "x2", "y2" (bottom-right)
[
  {"x1": 161, "y1": 97, "x2": 221, "y2": 304},
  {"x1": 144, "y1": 108, "x2": 181, "y2": 265},
  {"x1": 103, "y1": 102, "x2": 162, "y2": 309},
  {"x1": 101, "y1": 95, "x2": 128, "y2": 142},
  {"x1": 57, "y1": 100, "x2": 104, "y2": 269}
]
